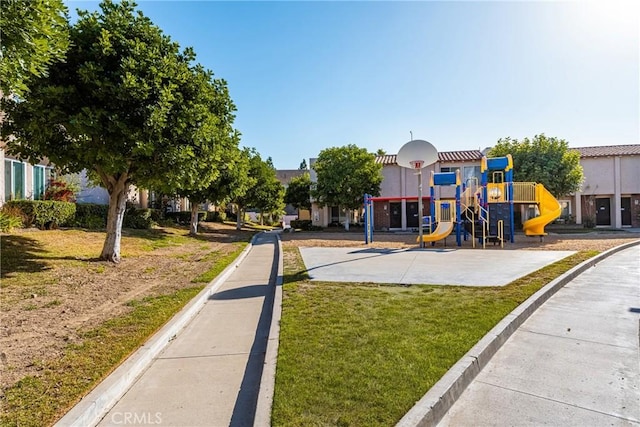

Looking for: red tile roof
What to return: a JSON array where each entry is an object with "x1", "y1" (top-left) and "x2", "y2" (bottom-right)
[
  {"x1": 376, "y1": 145, "x2": 640, "y2": 165},
  {"x1": 375, "y1": 150, "x2": 483, "y2": 165},
  {"x1": 438, "y1": 150, "x2": 484, "y2": 162},
  {"x1": 573, "y1": 145, "x2": 640, "y2": 158},
  {"x1": 375, "y1": 154, "x2": 398, "y2": 165}
]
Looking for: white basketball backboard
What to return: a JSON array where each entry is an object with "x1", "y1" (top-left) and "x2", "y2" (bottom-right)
[{"x1": 396, "y1": 139, "x2": 438, "y2": 169}]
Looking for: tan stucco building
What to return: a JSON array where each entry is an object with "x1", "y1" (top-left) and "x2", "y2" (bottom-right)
[
  {"x1": 571, "y1": 145, "x2": 640, "y2": 228},
  {"x1": 309, "y1": 144, "x2": 640, "y2": 230}
]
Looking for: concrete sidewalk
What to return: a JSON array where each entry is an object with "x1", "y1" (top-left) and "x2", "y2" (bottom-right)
[
  {"x1": 437, "y1": 244, "x2": 640, "y2": 426},
  {"x1": 91, "y1": 232, "x2": 280, "y2": 427}
]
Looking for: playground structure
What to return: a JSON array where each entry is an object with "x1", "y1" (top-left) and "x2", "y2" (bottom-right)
[
  {"x1": 418, "y1": 169, "x2": 462, "y2": 246},
  {"x1": 364, "y1": 154, "x2": 562, "y2": 248},
  {"x1": 462, "y1": 154, "x2": 562, "y2": 247}
]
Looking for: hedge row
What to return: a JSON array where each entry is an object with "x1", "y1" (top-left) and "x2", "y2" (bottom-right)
[
  {"x1": 5, "y1": 200, "x2": 76, "y2": 229},
  {"x1": 73, "y1": 204, "x2": 161, "y2": 229},
  {"x1": 74, "y1": 203, "x2": 109, "y2": 229},
  {"x1": 164, "y1": 211, "x2": 206, "y2": 225},
  {"x1": 4, "y1": 201, "x2": 228, "y2": 231},
  {"x1": 5, "y1": 201, "x2": 160, "y2": 230}
]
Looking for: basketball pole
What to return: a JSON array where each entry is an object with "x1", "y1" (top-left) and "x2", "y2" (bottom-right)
[
  {"x1": 397, "y1": 139, "x2": 438, "y2": 249},
  {"x1": 418, "y1": 168, "x2": 424, "y2": 248}
]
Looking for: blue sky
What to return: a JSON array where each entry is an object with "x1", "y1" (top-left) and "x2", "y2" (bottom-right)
[{"x1": 67, "y1": 1, "x2": 639, "y2": 169}]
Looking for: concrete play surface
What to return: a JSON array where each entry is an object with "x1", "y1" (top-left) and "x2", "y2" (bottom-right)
[{"x1": 299, "y1": 247, "x2": 576, "y2": 287}]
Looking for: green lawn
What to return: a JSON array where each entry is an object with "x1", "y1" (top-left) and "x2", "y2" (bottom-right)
[{"x1": 272, "y1": 247, "x2": 597, "y2": 426}]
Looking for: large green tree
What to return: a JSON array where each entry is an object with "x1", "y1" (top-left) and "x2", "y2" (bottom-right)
[
  {"x1": 312, "y1": 144, "x2": 383, "y2": 230},
  {"x1": 210, "y1": 147, "x2": 254, "y2": 213},
  {"x1": 176, "y1": 142, "x2": 247, "y2": 235},
  {"x1": 0, "y1": 0, "x2": 70, "y2": 96},
  {"x1": 285, "y1": 172, "x2": 312, "y2": 212},
  {"x1": 156, "y1": 62, "x2": 240, "y2": 237},
  {"x1": 254, "y1": 176, "x2": 285, "y2": 225},
  {"x1": 233, "y1": 148, "x2": 284, "y2": 229},
  {"x1": 489, "y1": 134, "x2": 583, "y2": 197},
  {"x1": 248, "y1": 152, "x2": 285, "y2": 226},
  {"x1": 230, "y1": 148, "x2": 260, "y2": 229},
  {"x1": 2, "y1": 0, "x2": 237, "y2": 262}
]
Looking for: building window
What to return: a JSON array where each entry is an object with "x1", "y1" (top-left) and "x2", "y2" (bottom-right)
[
  {"x1": 4, "y1": 159, "x2": 26, "y2": 200},
  {"x1": 33, "y1": 165, "x2": 53, "y2": 200},
  {"x1": 463, "y1": 166, "x2": 481, "y2": 186}
]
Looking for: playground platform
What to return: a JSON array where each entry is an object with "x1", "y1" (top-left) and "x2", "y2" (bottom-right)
[{"x1": 299, "y1": 247, "x2": 576, "y2": 286}]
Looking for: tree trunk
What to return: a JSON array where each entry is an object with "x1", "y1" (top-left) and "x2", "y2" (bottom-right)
[
  {"x1": 100, "y1": 181, "x2": 129, "y2": 263},
  {"x1": 189, "y1": 203, "x2": 199, "y2": 236},
  {"x1": 344, "y1": 208, "x2": 351, "y2": 231},
  {"x1": 236, "y1": 206, "x2": 243, "y2": 230}
]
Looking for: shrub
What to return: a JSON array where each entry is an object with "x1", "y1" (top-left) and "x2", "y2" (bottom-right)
[
  {"x1": 290, "y1": 219, "x2": 313, "y2": 230},
  {"x1": 165, "y1": 211, "x2": 206, "y2": 225},
  {"x1": 205, "y1": 211, "x2": 226, "y2": 222},
  {"x1": 1, "y1": 204, "x2": 26, "y2": 222},
  {"x1": 74, "y1": 204, "x2": 161, "y2": 230},
  {"x1": 43, "y1": 178, "x2": 76, "y2": 202},
  {"x1": 147, "y1": 208, "x2": 162, "y2": 222},
  {"x1": 123, "y1": 207, "x2": 157, "y2": 229},
  {"x1": 0, "y1": 205, "x2": 25, "y2": 232},
  {"x1": 0, "y1": 212, "x2": 22, "y2": 232},
  {"x1": 74, "y1": 203, "x2": 109, "y2": 229},
  {"x1": 6, "y1": 200, "x2": 76, "y2": 229}
]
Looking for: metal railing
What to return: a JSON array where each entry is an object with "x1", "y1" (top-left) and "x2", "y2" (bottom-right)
[
  {"x1": 478, "y1": 204, "x2": 489, "y2": 249},
  {"x1": 435, "y1": 200, "x2": 456, "y2": 223},
  {"x1": 461, "y1": 187, "x2": 474, "y2": 211},
  {"x1": 512, "y1": 182, "x2": 537, "y2": 203}
]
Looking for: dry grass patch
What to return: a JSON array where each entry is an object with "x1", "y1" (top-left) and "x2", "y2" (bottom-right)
[{"x1": 0, "y1": 222, "x2": 253, "y2": 426}]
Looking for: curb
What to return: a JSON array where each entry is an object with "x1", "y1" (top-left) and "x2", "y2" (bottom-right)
[
  {"x1": 396, "y1": 239, "x2": 640, "y2": 427},
  {"x1": 55, "y1": 233, "x2": 260, "y2": 427},
  {"x1": 253, "y1": 234, "x2": 284, "y2": 427}
]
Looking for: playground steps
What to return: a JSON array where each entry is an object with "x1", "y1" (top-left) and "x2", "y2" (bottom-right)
[{"x1": 484, "y1": 235, "x2": 503, "y2": 245}]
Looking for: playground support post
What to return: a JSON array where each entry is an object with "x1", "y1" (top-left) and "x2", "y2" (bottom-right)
[
  {"x1": 364, "y1": 193, "x2": 375, "y2": 244},
  {"x1": 456, "y1": 170, "x2": 462, "y2": 246}
]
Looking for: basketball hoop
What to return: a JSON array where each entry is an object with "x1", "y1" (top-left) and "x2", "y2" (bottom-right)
[
  {"x1": 409, "y1": 160, "x2": 424, "y2": 170},
  {"x1": 397, "y1": 139, "x2": 438, "y2": 249}
]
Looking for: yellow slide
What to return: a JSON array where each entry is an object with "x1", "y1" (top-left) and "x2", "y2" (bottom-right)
[
  {"x1": 417, "y1": 221, "x2": 454, "y2": 243},
  {"x1": 523, "y1": 184, "x2": 561, "y2": 236}
]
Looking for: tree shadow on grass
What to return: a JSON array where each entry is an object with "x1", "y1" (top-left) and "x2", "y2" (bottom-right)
[
  {"x1": 283, "y1": 269, "x2": 310, "y2": 284},
  {"x1": 1, "y1": 234, "x2": 51, "y2": 278},
  {"x1": 191, "y1": 223, "x2": 254, "y2": 244},
  {"x1": 120, "y1": 227, "x2": 176, "y2": 241},
  {"x1": 118, "y1": 223, "x2": 254, "y2": 244},
  {"x1": 53, "y1": 227, "x2": 178, "y2": 243}
]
